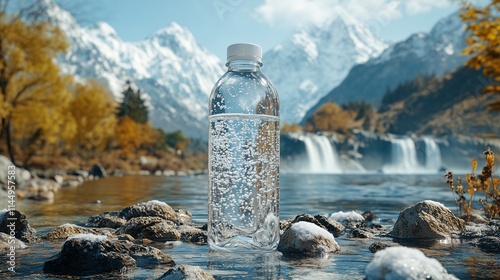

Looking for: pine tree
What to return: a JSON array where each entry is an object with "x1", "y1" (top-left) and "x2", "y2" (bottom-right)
[{"x1": 117, "y1": 81, "x2": 148, "y2": 124}]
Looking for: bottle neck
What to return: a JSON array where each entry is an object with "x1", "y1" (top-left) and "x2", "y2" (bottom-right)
[{"x1": 226, "y1": 60, "x2": 262, "y2": 72}]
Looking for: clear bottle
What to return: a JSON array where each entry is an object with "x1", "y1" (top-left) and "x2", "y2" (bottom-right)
[{"x1": 208, "y1": 43, "x2": 280, "y2": 251}]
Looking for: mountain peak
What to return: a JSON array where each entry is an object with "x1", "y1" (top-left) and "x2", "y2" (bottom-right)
[
  {"x1": 148, "y1": 22, "x2": 198, "y2": 53},
  {"x1": 264, "y1": 11, "x2": 387, "y2": 123},
  {"x1": 92, "y1": 22, "x2": 119, "y2": 38},
  {"x1": 33, "y1": 0, "x2": 79, "y2": 31}
]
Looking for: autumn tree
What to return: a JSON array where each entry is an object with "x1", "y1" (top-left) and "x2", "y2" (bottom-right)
[
  {"x1": 69, "y1": 80, "x2": 117, "y2": 159},
  {"x1": 304, "y1": 101, "x2": 357, "y2": 134},
  {"x1": 461, "y1": 0, "x2": 500, "y2": 110},
  {"x1": 0, "y1": 8, "x2": 71, "y2": 165}
]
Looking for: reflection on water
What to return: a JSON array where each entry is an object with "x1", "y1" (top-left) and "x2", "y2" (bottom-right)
[
  {"x1": 8, "y1": 173, "x2": 500, "y2": 279},
  {"x1": 207, "y1": 251, "x2": 281, "y2": 279}
]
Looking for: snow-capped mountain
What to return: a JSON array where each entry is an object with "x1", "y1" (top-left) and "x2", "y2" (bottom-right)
[
  {"x1": 303, "y1": 12, "x2": 467, "y2": 123},
  {"x1": 37, "y1": 0, "x2": 224, "y2": 139},
  {"x1": 263, "y1": 9, "x2": 387, "y2": 124}
]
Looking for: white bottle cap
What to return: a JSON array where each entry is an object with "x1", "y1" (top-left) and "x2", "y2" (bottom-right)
[{"x1": 226, "y1": 43, "x2": 262, "y2": 65}]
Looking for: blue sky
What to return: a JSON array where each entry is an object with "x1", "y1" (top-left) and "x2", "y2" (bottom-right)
[{"x1": 57, "y1": 0, "x2": 459, "y2": 60}]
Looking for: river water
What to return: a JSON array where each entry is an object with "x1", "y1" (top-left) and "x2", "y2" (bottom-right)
[{"x1": 4, "y1": 173, "x2": 500, "y2": 279}]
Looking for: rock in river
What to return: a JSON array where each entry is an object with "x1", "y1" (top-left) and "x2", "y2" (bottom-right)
[
  {"x1": 392, "y1": 200, "x2": 464, "y2": 239},
  {"x1": 365, "y1": 246, "x2": 458, "y2": 280},
  {"x1": 43, "y1": 233, "x2": 175, "y2": 276},
  {"x1": 278, "y1": 221, "x2": 340, "y2": 258},
  {"x1": 0, "y1": 209, "x2": 35, "y2": 242},
  {"x1": 159, "y1": 265, "x2": 215, "y2": 280},
  {"x1": 119, "y1": 200, "x2": 178, "y2": 221}
]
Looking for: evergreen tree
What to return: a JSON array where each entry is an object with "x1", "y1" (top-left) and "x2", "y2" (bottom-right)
[{"x1": 117, "y1": 81, "x2": 148, "y2": 124}]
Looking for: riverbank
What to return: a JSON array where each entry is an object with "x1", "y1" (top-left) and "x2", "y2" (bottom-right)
[{"x1": 0, "y1": 154, "x2": 208, "y2": 202}]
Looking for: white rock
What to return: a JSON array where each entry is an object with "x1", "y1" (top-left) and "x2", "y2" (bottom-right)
[
  {"x1": 67, "y1": 233, "x2": 107, "y2": 242},
  {"x1": 329, "y1": 211, "x2": 365, "y2": 223},
  {"x1": 277, "y1": 221, "x2": 340, "y2": 258},
  {"x1": 365, "y1": 246, "x2": 458, "y2": 280}
]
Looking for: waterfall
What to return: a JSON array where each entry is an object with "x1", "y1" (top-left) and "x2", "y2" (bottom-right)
[
  {"x1": 383, "y1": 136, "x2": 420, "y2": 173},
  {"x1": 302, "y1": 134, "x2": 341, "y2": 173},
  {"x1": 423, "y1": 137, "x2": 442, "y2": 171}
]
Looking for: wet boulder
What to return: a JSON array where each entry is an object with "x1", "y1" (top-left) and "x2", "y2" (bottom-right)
[
  {"x1": 0, "y1": 210, "x2": 35, "y2": 242},
  {"x1": 89, "y1": 163, "x2": 107, "y2": 178},
  {"x1": 392, "y1": 200, "x2": 465, "y2": 239},
  {"x1": 278, "y1": 221, "x2": 340, "y2": 258},
  {"x1": 86, "y1": 212, "x2": 126, "y2": 229},
  {"x1": 314, "y1": 214, "x2": 345, "y2": 237},
  {"x1": 329, "y1": 211, "x2": 366, "y2": 228},
  {"x1": 0, "y1": 232, "x2": 27, "y2": 252},
  {"x1": 115, "y1": 216, "x2": 167, "y2": 238},
  {"x1": 43, "y1": 234, "x2": 175, "y2": 276},
  {"x1": 368, "y1": 242, "x2": 394, "y2": 253},
  {"x1": 365, "y1": 246, "x2": 458, "y2": 280},
  {"x1": 43, "y1": 223, "x2": 93, "y2": 239},
  {"x1": 175, "y1": 209, "x2": 193, "y2": 225},
  {"x1": 477, "y1": 236, "x2": 500, "y2": 254},
  {"x1": 119, "y1": 200, "x2": 178, "y2": 221},
  {"x1": 159, "y1": 265, "x2": 215, "y2": 280},
  {"x1": 138, "y1": 220, "x2": 181, "y2": 241},
  {"x1": 178, "y1": 225, "x2": 207, "y2": 244}
]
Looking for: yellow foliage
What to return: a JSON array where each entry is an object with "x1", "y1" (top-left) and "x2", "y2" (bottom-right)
[
  {"x1": 0, "y1": 12, "x2": 70, "y2": 164},
  {"x1": 116, "y1": 116, "x2": 141, "y2": 154},
  {"x1": 69, "y1": 80, "x2": 117, "y2": 156},
  {"x1": 116, "y1": 116, "x2": 159, "y2": 155},
  {"x1": 304, "y1": 101, "x2": 357, "y2": 134},
  {"x1": 460, "y1": 0, "x2": 500, "y2": 110},
  {"x1": 281, "y1": 122, "x2": 303, "y2": 134}
]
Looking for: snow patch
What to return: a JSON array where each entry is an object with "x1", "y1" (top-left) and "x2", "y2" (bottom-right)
[
  {"x1": 329, "y1": 211, "x2": 365, "y2": 222},
  {"x1": 67, "y1": 233, "x2": 107, "y2": 243},
  {"x1": 144, "y1": 200, "x2": 169, "y2": 207},
  {"x1": 423, "y1": 200, "x2": 448, "y2": 210},
  {"x1": 365, "y1": 247, "x2": 458, "y2": 280},
  {"x1": 289, "y1": 221, "x2": 336, "y2": 243}
]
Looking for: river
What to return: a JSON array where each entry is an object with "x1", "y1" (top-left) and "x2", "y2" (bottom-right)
[{"x1": 4, "y1": 173, "x2": 500, "y2": 279}]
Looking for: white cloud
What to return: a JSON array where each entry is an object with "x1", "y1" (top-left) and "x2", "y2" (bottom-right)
[{"x1": 255, "y1": 0, "x2": 451, "y2": 27}]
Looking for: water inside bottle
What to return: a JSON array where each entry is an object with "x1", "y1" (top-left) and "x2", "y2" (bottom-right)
[{"x1": 208, "y1": 113, "x2": 280, "y2": 251}]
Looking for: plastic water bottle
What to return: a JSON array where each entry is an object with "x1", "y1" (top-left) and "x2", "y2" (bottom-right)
[{"x1": 208, "y1": 43, "x2": 280, "y2": 251}]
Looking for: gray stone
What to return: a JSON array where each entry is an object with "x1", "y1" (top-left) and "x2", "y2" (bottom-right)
[
  {"x1": 87, "y1": 212, "x2": 126, "y2": 229},
  {"x1": 89, "y1": 163, "x2": 107, "y2": 178},
  {"x1": 477, "y1": 236, "x2": 500, "y2": 253},
  {"x1": 0, "y1": 232, "x2": 27, "y2": 252},
  {"x1": 351, "y1": 228, "x2": 373, "y2": 239},
  {"x1": 175, "y1": 209, "x2": 192, "y2": 224},
  {"x1": 0, "y1": 210, "x2": 35, "y2": 242},
  {"x1": 43, "y1": 223, "x2": 95, "y2": 239},
  {"x1": 159, "y1": 265, "x2": 215, "y2": 280},
  {"x1": 115, "y1": 216, "x2": 166, "y2": 238},
  {"x1": 119, "y1": 200, "x2": 178, "y2": 221},
  {"x1": 278, "y1": 221, "x2": 340, "y2": 258},
  {"x1": 369, "y1": 242, "x2": 393, "y2": 253},
  {"x1": 392, "y1": 200, "x2": 465, "y2": 239},
  {"x1": 292, "y1": 214, "x2": 326, "y2": 230},
  {"x1": 43, "y1": 235, "x2": 174, "y2": 276},
  {"x1": 139, "y1": 220, "x2": 180, "y2": 241},
  {"x1": 314, "y1": 214, "x2": 345, "y2": 237},
  {"x1": 60, "y1": 175, "x2": 84, "y2": 187},
  {"x1": 178, "y1": 225, "x2": 207, "y2": 244}
]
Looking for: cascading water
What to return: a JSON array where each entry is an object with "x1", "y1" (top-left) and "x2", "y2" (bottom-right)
[
  {"x1": 301, "y1": 134, "x2": 341, "y2": 173},
  {"x1": 383, "y1": 136, "x2": 420, "y2": 173},
  {"x1": 423, "y1": 137, "x2": 442, "y2": 171}
]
